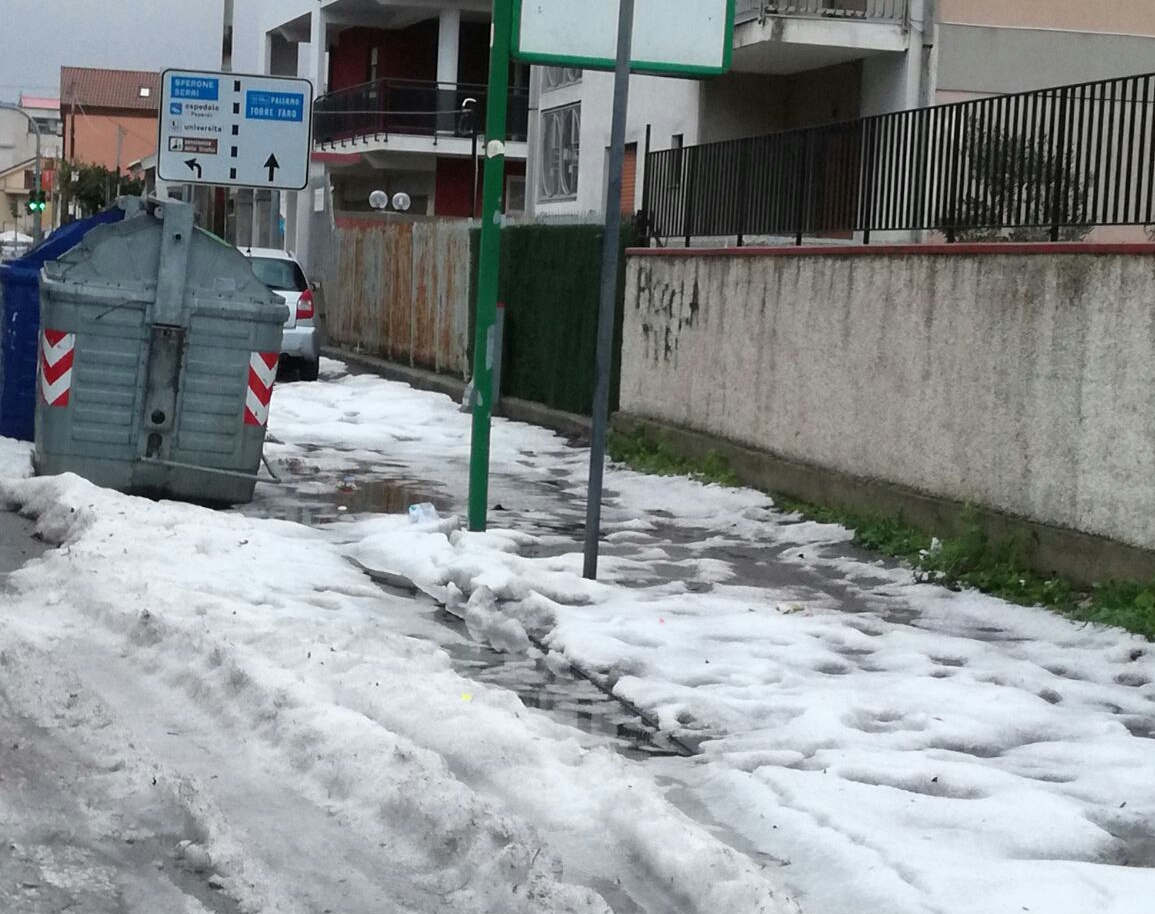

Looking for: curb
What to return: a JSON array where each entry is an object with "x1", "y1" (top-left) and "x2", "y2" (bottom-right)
[{"x1": 612, "y1": 412, "x2": 1155, "y2": 589}]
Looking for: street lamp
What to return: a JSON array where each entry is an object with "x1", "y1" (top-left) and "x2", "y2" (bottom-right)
[{"x1": 0, "y1": 101, "x2": 43, "y2": 244}]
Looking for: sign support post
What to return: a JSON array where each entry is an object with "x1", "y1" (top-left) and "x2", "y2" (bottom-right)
[
  {"x1": 467, "y1": 0, "x2": 514, "y2": 532},
  {"x1": 583, "y1": 0, "x2": 636, "y2": 580}
]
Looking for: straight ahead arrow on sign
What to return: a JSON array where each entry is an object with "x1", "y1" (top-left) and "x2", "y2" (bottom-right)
[{"x1": 264, "y1": 154, "x2": 280, "y2": 182}]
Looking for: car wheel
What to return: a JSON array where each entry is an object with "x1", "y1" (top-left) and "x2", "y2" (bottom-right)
[{"x1": 299, "y1": 358, "x2": 320, "y2": 382}]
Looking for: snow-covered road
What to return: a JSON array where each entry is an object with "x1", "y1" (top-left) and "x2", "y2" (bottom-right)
[{"x1": 2, "y1": 360, "x2": 1154, "y2": 914}]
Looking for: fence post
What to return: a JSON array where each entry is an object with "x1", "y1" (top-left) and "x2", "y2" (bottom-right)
[
  {"x1": 683, "y1": 148, "x2": 696, "y2": 247},
  {"x1": 795, "y1": 133, "x2": 810, "y2": 246},
  {"x1": 737, "y1": 138, "x2": 750, "y2": 247},
  {"x1": 639, "y1": 123, "x2": 653, "y2": 241},
  {"x1": 861, "y1": 118, "x2": 874, "y2": 245},
  {"x1": 1050, "y1": 86, "x2": 1070, "y2": 242}
]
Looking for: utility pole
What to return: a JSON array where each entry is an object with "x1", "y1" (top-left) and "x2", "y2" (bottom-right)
[
  {"x1": 583, "y1": 0, "x2": 635, "y2": 580},
  {"x1": 0, "y1": 101, "x2": 43, "y2": 244},
  {"x1": 115, "y1": 125, "x2": 126, "y2": 197}
]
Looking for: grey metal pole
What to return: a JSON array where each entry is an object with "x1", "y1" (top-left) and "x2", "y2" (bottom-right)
[
  {"x1": 0, "y1": 102, "x2": 43, "y2": 244},
  {"x1": 583, "y1": 0, "x2": 635, "y2": 581},
  {"x1": 269, "y1": 189, "x2": 281, "y2": 248}
]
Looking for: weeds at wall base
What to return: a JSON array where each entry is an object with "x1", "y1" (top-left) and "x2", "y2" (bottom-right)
[{"x1": 608, "y1": 430, "x2": 1155, "y2": 641}]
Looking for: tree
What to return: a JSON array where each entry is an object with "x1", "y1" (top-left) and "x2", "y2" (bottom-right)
[
  {"x1": 58, "y1": 161, "x2": 144, "y2": 220},
  {"x1": 951, "y1": 115, "x2": 1093, "y2": 243}
]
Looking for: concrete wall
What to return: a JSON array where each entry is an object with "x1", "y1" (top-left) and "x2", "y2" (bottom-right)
[
  {"x1": 621, "y1": 246, "x2": 1155, "y2": 552},
  {"x1": 937, "y1": 24, "x2": 1155, "y2": 98},
  {"x1": 698, "y1": 73, "x2": 789, "y2": 145}
]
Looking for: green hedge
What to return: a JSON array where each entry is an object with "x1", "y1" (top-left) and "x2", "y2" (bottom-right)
[{"x1": 471, "y1": 222, "x2": 637, "y2": 417}]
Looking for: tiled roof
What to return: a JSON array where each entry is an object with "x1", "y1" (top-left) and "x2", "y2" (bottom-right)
[{"x1": 59, "y1": 67, "x2": 161, "y2": 112}]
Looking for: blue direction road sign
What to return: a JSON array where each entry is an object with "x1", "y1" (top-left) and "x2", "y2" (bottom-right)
[{"x1": 157, "y1": 69, "x2": 313, "y2": 190}]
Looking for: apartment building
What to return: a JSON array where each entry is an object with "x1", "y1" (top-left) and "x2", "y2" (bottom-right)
[
  {"x1": 529, "y1": 0, "x2": 935, "y2": 219},
  {"x1": 231, "y1": 0, "x2": 529, "y2": 267},
  {"x1": 529, "y1": 0, "x2": 1155, "y2": 221}
]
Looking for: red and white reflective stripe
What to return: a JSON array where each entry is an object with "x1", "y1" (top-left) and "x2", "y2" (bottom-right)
[
  {"x1": 39, "y1": 330, "x2": 76, "y2": 408},
  {"x1": 244, "y1": 352, "x2": 278, "y2": 427}
]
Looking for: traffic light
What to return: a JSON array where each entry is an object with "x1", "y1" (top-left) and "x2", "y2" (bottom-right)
[{"x1": 25, "y1": 190, "x2": 46, "y2": 213}]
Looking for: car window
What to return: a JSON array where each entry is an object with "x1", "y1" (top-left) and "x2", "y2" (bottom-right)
[{"x1": 249, "y1": 256, "x2": 308, "y2": 292}]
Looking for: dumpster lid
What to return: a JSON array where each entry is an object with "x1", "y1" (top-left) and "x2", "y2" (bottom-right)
[
  {"x1": 0, "y1": 207, "x2": 125, "y2": 277},
  {"x1": 41, "y1": 205, "x2": 286, "y2": 315}
]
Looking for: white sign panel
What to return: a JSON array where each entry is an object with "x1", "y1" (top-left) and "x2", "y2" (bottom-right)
[
  {"x1": 158, "y1": 69, "x2": 314, "y2": 191},
  {"x1": 512, "y1": 0, "x2": 733, "y2": 76}
]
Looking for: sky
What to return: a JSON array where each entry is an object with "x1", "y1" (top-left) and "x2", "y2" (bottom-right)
[{"x1": 0, "y1": 0, "x2": 226, "y2": 102}]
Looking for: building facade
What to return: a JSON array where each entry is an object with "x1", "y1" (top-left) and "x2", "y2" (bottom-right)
[
  {"x1": 937, "y1": 0, "x2": 1155, "y2": 104},
  {"x1": 231, "y1": 0, "x2": 530, "y2": 269},
  {"x1": 59, "y1": 67, "x2": 161, "y2": 173},
  {"x1": 528, "y1": 0, "x2": 935, "y2": 220},
  {"x1": 0, "y1": 96, "x2": 64, "y2": 240},
  {"x1": 527, "y1": 0, "x2": 1155, "y2": 223}
]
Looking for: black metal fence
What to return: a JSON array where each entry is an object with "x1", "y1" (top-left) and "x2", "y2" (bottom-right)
[
  {"x1": 644, "y1": 71, "x2": 1155, "y2": 244},
  {"x1": 314, "y1": 78, "x2": 530, "y2": 147}
]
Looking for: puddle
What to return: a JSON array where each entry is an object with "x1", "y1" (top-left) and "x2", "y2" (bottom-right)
[
  {"x1": 248, "y1": 472, "x2": 455, "y2": 527},
  {"x1": 431, "y1": 611, "x2": 695, "y2": 761}
]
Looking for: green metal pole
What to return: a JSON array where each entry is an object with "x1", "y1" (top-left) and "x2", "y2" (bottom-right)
[{"x1": 468, "y1": 0, "x2": 513, "y2": 532}]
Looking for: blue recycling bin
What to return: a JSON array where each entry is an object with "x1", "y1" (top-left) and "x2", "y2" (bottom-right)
[{"x1": 0, "y1": 209, "x2": 124, "y2": 441}]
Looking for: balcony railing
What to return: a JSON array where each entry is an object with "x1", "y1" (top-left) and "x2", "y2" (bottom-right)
[
  {"x1": 313, "y1": 78, "x2": 530, "y2": 148},
  {"x1": 735, "y1": 0, "x2": 909, "y2": 25}
]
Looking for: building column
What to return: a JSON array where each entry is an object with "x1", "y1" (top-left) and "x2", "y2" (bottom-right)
[
  {"x1": 306, "y1": 7, "x2": 328, "y2": 97},
  {"x1": 293, "y1": 7, "x2": 328, "y2": 262},
  {"x1": 524, "y1": 65, "x2": 544, "y2": 218},
  {"x1": 437, "y1": 9, "x2": 462, "y2": 132},
  {"x1": 437, "y1": 9, "x2": 461, "y2": 86}
]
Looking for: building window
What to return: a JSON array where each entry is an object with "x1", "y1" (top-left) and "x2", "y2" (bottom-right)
[
  {"x1": 506, "y1": 176, "x2": 526, "y2": 215},
  {"x1": 543, "y1": 67, "x2": 582, "y2": 90},
  {"x1": 539, "y1": 103, "x2": 580, "y2": 201},
  {"x1": 29, "y1": 117, "x2": 61, "y2": 137},
  {"x1": 139, "y1": 86, "x2": 151, "y2": 97}
]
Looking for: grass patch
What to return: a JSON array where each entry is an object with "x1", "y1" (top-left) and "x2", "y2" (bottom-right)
[
  {"x1": 608, "y1": 429, "x2": 739, "y2": 487},
  {"x1": 610, "y1": 429, "x2": 1155, "y2": 640}
]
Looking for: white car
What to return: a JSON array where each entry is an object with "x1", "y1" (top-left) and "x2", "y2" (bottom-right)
[{"x1": 242, "y1": 247, "x2": 320, "y2": 381}]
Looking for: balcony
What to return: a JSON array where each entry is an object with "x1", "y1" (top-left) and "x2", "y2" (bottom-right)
[
  {"x1": 313, "y1": 78, "x2": 530, "y2": 153},
  {"x1": 732, "y1": 0, "x2": 910, "y2": 74},
  {"x1": 735, "y1": 0, "x2": 908, "y2": 25}
]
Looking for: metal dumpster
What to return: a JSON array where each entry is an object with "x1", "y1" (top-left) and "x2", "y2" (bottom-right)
[
  {"x1": 35, "y1": 198, "x2": 288, "y2": 505},
  {"x1": 0, "y1": 209, "x2": 125, "y2": 442}
]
